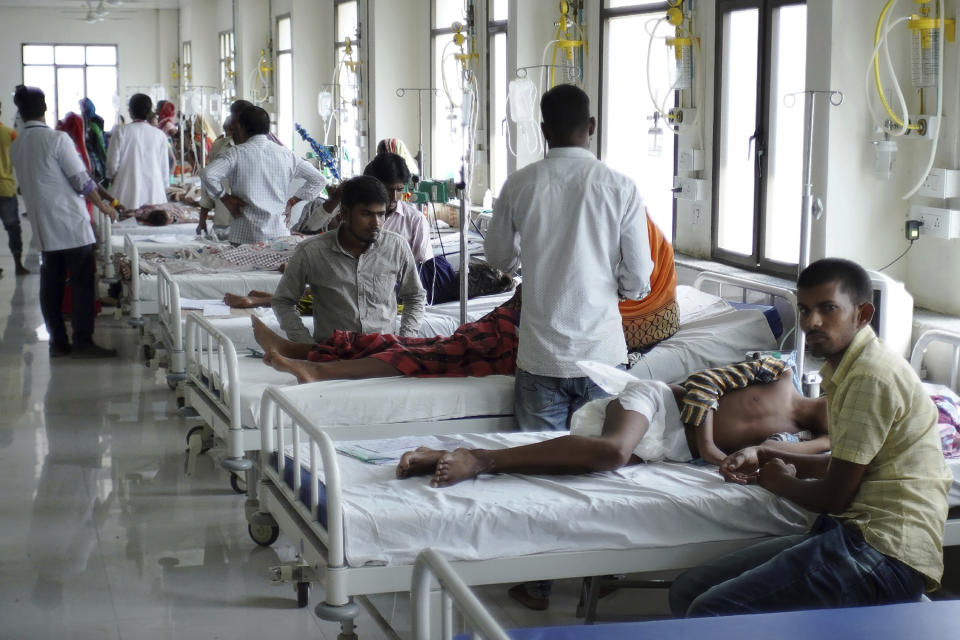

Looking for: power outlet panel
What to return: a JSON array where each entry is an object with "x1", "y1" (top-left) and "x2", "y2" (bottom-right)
[
  {"x1": 909, "y1": 205, "x2": 960, "y2": 239},
  {"x1": 917, "y1": 167, "x2": 960, "y2": 199},
  {"x1": 673, "y1": 177, "x2": 709, "y2": 201},
  {"x1": 677, "y1": 148, "x2": 704, "y2": 172}
]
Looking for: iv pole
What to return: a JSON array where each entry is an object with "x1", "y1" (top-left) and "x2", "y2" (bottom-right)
[
  {"x1": 783, "y1": 89, "x2": 843, "y2": 380},
  {"x1": 395, "y1": 87, "x2": 440, "y2": 176}
]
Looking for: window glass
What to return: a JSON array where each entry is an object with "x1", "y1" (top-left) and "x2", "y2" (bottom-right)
[
  {"x1": 86, "y1": 66, "x2": 118, "y2": 130},
  {"x1": 490, "y1": 31, "x2": 508, "y2": 195},
  {"x1": 336, "y1": 1, "x2": 358, "y2": 41},
  {"x1": 54, "y1": 45, "x2": 85, "y2": 66},
  {"x1": 434, "y1": 0, "x2": 465, "y2": 29},
  {"x1": 85, "y1": 45, "x2": 116, "y2": 66},
  {"x1": 716, "y1": 8, "x2": 759, "y2": 257},
  {"x1": 22, "y1": 45, "x2": 53, "y2": 65},
  {"x1": 432, "y1": 35, "x2": 462, "y2": 180},
  {"x1": 277, "y1": 52, "x2": 294, "y2": 148},
  {"x1": 606, "y1": 1, "x2": 670, "y2": 7},
  {"x1": 491, "y1": 0, "x2": 508, "y2": 21},
  {"x1": 763, "y1": 3, "x2": 807, "y2": 264},
  {"x1": 278, "y1": 16, "x2": 292, "y2": 51},
  {"x1": 604, "y1": 12, "x2": 676, "y2": 241},
  {"x1": 22, "y1": 65, "x2": 56, "y2": 126},
  {"x1": 56, "y1": 67, "x2": 85, "y2": 122}
]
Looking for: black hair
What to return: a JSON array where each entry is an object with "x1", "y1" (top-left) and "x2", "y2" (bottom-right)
[
  {"x1": 540, "y1": 84, "x2": 591, "y2": 136},
  {"x1": 236, "y1": 105, "x2": 271, "y2": 137},
  {"x1": 13, "y1": 85, "x2": 46, "y2": 120},
  {"x1": 363, "y1": 152, "x2": 411, "y2": 185},
  {"x1": 797, "y1": 258, "x2": 873, "y2": 305},
  {"x1": 144, "y1": 209, "x2": 169, "y2": 226},
  {"x1": 465, "y1": 260, "x2": 514, "y2": 298},
  {"x1": 340, "y1": 175, "x2": 389, "y2": 211},
  {"x1": 230, "y1": 99, "x2": 255, "y2": 116},
  {"x1": 128, "y1": 93, "x2": 153, "y2": 120}
]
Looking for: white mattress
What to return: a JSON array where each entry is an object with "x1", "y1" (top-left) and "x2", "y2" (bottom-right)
[
  {"x1": 286, "y1": 430, "x2": 813, "y2": 567},
  {"x1": 111, "y1": 234, "x2": 207, "y2": 252},
  {"x1": 235, "y1": 362, "x2": 514, "y2": 428},
  {"x1": 139, "y1": 271, "x2": 283, "y2": 303},
  {"x1": 110, "y1": 220, "x2": 198, "y2": 237}
]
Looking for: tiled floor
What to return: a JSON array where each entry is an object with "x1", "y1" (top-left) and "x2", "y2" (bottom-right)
[{"x1": 0, "y1": 226, "x2": 671, "y2": 639}]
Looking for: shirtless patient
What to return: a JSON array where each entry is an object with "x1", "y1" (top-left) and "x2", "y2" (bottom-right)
[{"x1": 397, "y1": 357, "x2": 829, "y2": 487}]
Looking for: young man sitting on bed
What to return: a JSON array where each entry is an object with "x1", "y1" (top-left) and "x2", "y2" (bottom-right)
[
  {"x1": 669, "y1": 258, "x2": 951, "y2": 617},
  {"x1": 395, "y1": 355, "x2": 829, "y2": 487}
]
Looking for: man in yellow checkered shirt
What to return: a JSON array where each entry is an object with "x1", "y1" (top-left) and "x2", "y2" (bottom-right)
[{"x1": 670, "y1": 258, "x2": 951, "y2": 616}]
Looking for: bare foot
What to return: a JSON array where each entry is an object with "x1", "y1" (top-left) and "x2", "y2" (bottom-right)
[
  {"x1": 431, "y1": 448, "x2": 491, "y2": 488},
  {"x1": 224, "y1": 292, "x2": 252, "y2": 308},
  {"x1": 251, "y1": 315, "x2": 285, "y2": 353},
  {"x1": 263, "y1": 349, "x2": 323, "y2": 384},
  {"x1": 247, "y1": 289, "x2": 272, "y2": 298},
  {"x1": 396, "y1": 447, "x2": 447, "y2": 479}
]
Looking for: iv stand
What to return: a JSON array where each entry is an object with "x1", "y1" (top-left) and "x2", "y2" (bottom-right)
[
  {"x1": 783, "y1": 89, "x2": 843, "y2": 380},
  {"x1": 395, "y1": 87, "x2": 440, "y2": 177}
]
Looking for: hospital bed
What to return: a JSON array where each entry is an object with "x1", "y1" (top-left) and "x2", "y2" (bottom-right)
[
  {"x1": 241, "y1": 274, "x2": 800, "y2": 631},
  {"x1": 410, "y1": 549, "x2": 960, "y2": 640},
  {"x1": 95, "y1": 207, "x2": 200, "y2": 278}
]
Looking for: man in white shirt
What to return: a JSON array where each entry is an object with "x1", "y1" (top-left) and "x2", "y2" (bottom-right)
[
  {"x1": 106, "y1": 93, "x2": 169, "y2": 209},
  {"x1": 201, "y1": 106, "x2": 327, "y2": 244},
  {"x1": 485, "y1": 83, "x2": 653, "y2": 432},
  {"x1": 11, "y1": 86, "x2": 119, "y2": 358}
]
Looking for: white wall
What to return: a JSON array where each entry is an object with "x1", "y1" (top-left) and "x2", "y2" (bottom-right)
[
  {"x1": 179, "y1": 0, "x2": 225, "y2": 90},
  {"x1": 287, "y1": 0, "x2": 335, "y2": 158},
  {"x1": 0, "y1": 6, "x2": 177, "y2": 125}
]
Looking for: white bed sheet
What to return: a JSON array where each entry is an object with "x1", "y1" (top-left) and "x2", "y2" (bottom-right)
[
  {"x1": 140, "y1": 272, "x2": 282, "y2": 303},
  {"x1": 111, "y1": 234, "x2": 207, "y2": 252},
  {"x1": 284, "y1": 430, "x2": 812, "y2": 567},
  {"x1": 110, "y1": 220, "x2": 198, "y2": 237}
]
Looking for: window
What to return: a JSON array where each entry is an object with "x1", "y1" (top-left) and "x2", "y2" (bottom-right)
[
  {"x1": 431, "y1": 0, "x2": 471, "y2": 181},
  {"x1": 713, "y1": 0, "x2": 807, "y2": 273},
  {"x1": 181, "y1": 41, "x2": 192, "y2": 89},
  {"x1": 335, "y1": 0, "x2": 362, "y2": 177},
  {"x1": 600, "y1": 2, "x2": 677, "y2": 242},
  {"x1": 22, "y1": 44, "x2": 119, "y2": 130},
  {"x1": 276, "y1": 15, "x2": 293, "y2": 148},
  {"x1": 218, "y1": 30, "x2": 236, "y2": 108},
  {"x1": 487, "y1": 1, "x2": 508, "y2": 196}
]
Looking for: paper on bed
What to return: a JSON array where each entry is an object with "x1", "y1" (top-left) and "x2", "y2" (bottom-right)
[
  {"x1": 180, "y1": 297, "x2": 228, "y2": 310},
  {"x1": 202, "y1": 303, "x2": 232, "y2": 317},
  {"x1": 336, "y1": 435, "x2": 463, "y2": 465}
]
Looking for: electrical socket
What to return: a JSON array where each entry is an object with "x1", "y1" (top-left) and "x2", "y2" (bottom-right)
[
  {"x1": 677, "y1": 148, "x2": 704, "y2": 172},
  {"x1": 691, "y1": 203, "x2": 705, "y2": 226},
  {"x1": 673, "y1": 177, "x2": 709, "y2": 201},
  {"x1": 917, "y1": 168, "x2": 960, "y2": 199},
  {"x1": 908, "y1": 204, "x2": 960, "y2": 239}
]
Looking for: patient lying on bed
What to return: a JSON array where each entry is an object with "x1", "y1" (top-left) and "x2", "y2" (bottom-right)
[
  {"x1": 119, "y1": 201, "x2": 198, "y2": 226},
  {"x1": 251, "y1": 287, "x2": 521, "y2": 380},
  {"x1": 397, "y1": 357, "x2": 830, "y2": 487}
]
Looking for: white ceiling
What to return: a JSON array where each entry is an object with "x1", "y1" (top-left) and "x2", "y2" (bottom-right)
[{"x1": 0, "y1": 1, "x2": 181, "y2": 9}]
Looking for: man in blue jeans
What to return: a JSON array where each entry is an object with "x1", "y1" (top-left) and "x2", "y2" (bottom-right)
[{"x1": 669, "y1": 258, "x2": 951, "y2": 616}]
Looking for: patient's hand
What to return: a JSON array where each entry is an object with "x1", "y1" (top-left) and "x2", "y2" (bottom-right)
[
  {"x1": 720, "y1": 446, "x2": 760, "y2": 484},
  {"x1": 757, "y1": 457, "x2": 797, "y2": 491}
]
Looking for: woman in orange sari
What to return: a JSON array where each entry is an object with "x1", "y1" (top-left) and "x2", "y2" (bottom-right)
[{"x1": 618, "y1": 213, "x2": 678, "y2": 350}]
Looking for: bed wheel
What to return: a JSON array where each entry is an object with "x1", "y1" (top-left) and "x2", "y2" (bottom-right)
[
  {"x1": 185, "y1": 425, "x2": 212, "y2": 454},
  {"x1": 296, "y1": 582, "x2": 310, "y2": 608},
  {"x1": 248, "y1": 522, "x2": 279, "y2": 547},
  {"x1": 142, "y1": 344, "x2": 154, "y2": 362},
  {"x1": 230, "y1": 473, "x2": 247, "y2": 494},
  {"x1": 167, "y1": 378, "x2": 178, "y2": 391}
]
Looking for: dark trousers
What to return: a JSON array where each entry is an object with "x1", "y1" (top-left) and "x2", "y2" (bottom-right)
[
  {"x1": 0, "y1": 195, "x2": 22, "y2": 256},
  {"x1": 40, "y1": 243, "x2": 97, "y2": 348}
]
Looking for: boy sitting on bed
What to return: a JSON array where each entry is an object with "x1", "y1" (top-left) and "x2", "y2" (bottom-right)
[
  {"x1": 395, "y1": 355, "x2": 829, "y2": 487},
  {"x1": 669, "y1": 258, "x2": 951, "y2": 617}
]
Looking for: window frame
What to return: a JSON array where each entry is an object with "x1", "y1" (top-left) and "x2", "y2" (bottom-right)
[
  {"x1": 20, "y1": 43, "x2": 119, "y2": 129},
  {"x1": 598, "y1": 2, "x2": 677, "y2": 241},
  {"x1": 218, "y1": 30, "x2": 235, "y2": 103},
  {"x1": 181, "y1": 40, "x2": 192, "y2": 89},
  {"x1": 486, "y1": 6, "x2": 508, "y2": 196},
  {"x1": 334, "y1": 0, "x2": 362, "y2": 176},
  {"x1": 711, "y1": 0, "x2": 806, "y2": 276}
]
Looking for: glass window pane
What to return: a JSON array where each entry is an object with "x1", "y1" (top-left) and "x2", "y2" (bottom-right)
[
  {"x1": 85, "y1": 45, "x2": 116, "y2": 66},
  {"x1": 490, "y1": 32, "x2": 508, "y2": 195},
  {"x1": 23, "y1": 45, "x2": 53, "y2": 65},
  {"x1": 491, "y1": 0, "x2": 508, "y2": 21},
  {"x1": 336, "y1": 1, "x2": 358, "y2": 41},
  {"x1": 763, "y1": 4, "x2": 807, "y2": 265},
  {"x1": 606, "y1": 1, "x2": 668, "y2": 8},
  {"x1": 55, "y1": 45, "x2": 85, "y2": 65},
  {"x1": 716, "y1": 8, "x2": 759, "y2": 257},
  {"x1": 56, "y1": 67, "x2": 85, "y2": 123},
  {"x1": 603, "y1": 13, "x2": 676, "y2": 242},
  {"x1": 277, "y1": 52, "x2": 294, "y2": 149},
  {"x1": 22, "y1": 66, "x2": 56, "y2": 127},
  {"x1": 278, "y1": 17, "x2": 292, "y2": 51},
  {"x1": 434, "y1": 0, "x2": 464, "y2": 29},
  {"x1": 86, "y1": 66, "x2": 118, "y2": 131},
  {"x1": 336, "y1": 45, "x2": 362, "y2": 177},
  {"x1": 432, "y1": 36, "x2": 462, "y2": 180}
]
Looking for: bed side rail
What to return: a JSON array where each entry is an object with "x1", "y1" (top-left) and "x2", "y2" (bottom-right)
[
  {"x1": 157, "y1": 264, "x2": 184, "y2": 369},
  {"x1": 910, "y1": 329, "x2": 960, "y2": 392},
  {"x1": 259, "y1": 385, "x2": 348, "y2": 604},
  {"x1": 123, "y1": 233, "x2": 142, "y2": 319},
  {"x1": 412, "y1": 548, "x2": 510, "y2": 640},
  {"x1": 185, "y1": 311, "x2": 247, "y2": 468}
]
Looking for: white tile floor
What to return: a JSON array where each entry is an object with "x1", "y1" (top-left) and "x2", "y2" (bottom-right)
[{"x1": 0, "y1": 227, "x2": 669, "y2": 639}]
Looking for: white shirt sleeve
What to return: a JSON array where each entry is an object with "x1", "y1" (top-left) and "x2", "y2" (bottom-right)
[
  {"x1": 200, "y1": 149, "x2": 235, "y2": 201},
  {"x1": 484, "y1": 188, "x2": 520, "y2": 273},
  {"x1": 617, "y1": 189, "x2": 653, "y2": 301}
]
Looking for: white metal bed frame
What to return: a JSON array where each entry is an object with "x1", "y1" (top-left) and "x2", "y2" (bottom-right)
[
  {"x1": 909, "y1": 328, "x2": 960, "y2": 547},
  {"x1": 244, "y1": 272, "x2": 801, "y2": 637}
]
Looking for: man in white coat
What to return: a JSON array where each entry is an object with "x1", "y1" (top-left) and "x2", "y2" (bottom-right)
[{"x1": 106, "y1": 93, "x2": 169, "y2": 209}]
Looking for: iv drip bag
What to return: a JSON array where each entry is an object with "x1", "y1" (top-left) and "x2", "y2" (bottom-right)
[
  {"x1": 508, "y1": 78, "x2": 538, "y2": 123},
  {"x1": 318, "y1": 91, "x2": 334, "y2": 119}
]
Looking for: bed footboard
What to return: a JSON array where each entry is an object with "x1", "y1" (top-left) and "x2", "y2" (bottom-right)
[
  {"x1": 184, "y1": 311, "x2": 251, "y2": 472},
  {"x1": 910, "y1": 329, "x2": 960, "y2": 392},
  {"x1": 157, "y1": 265, "x2": 185, "y2": 381}
]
